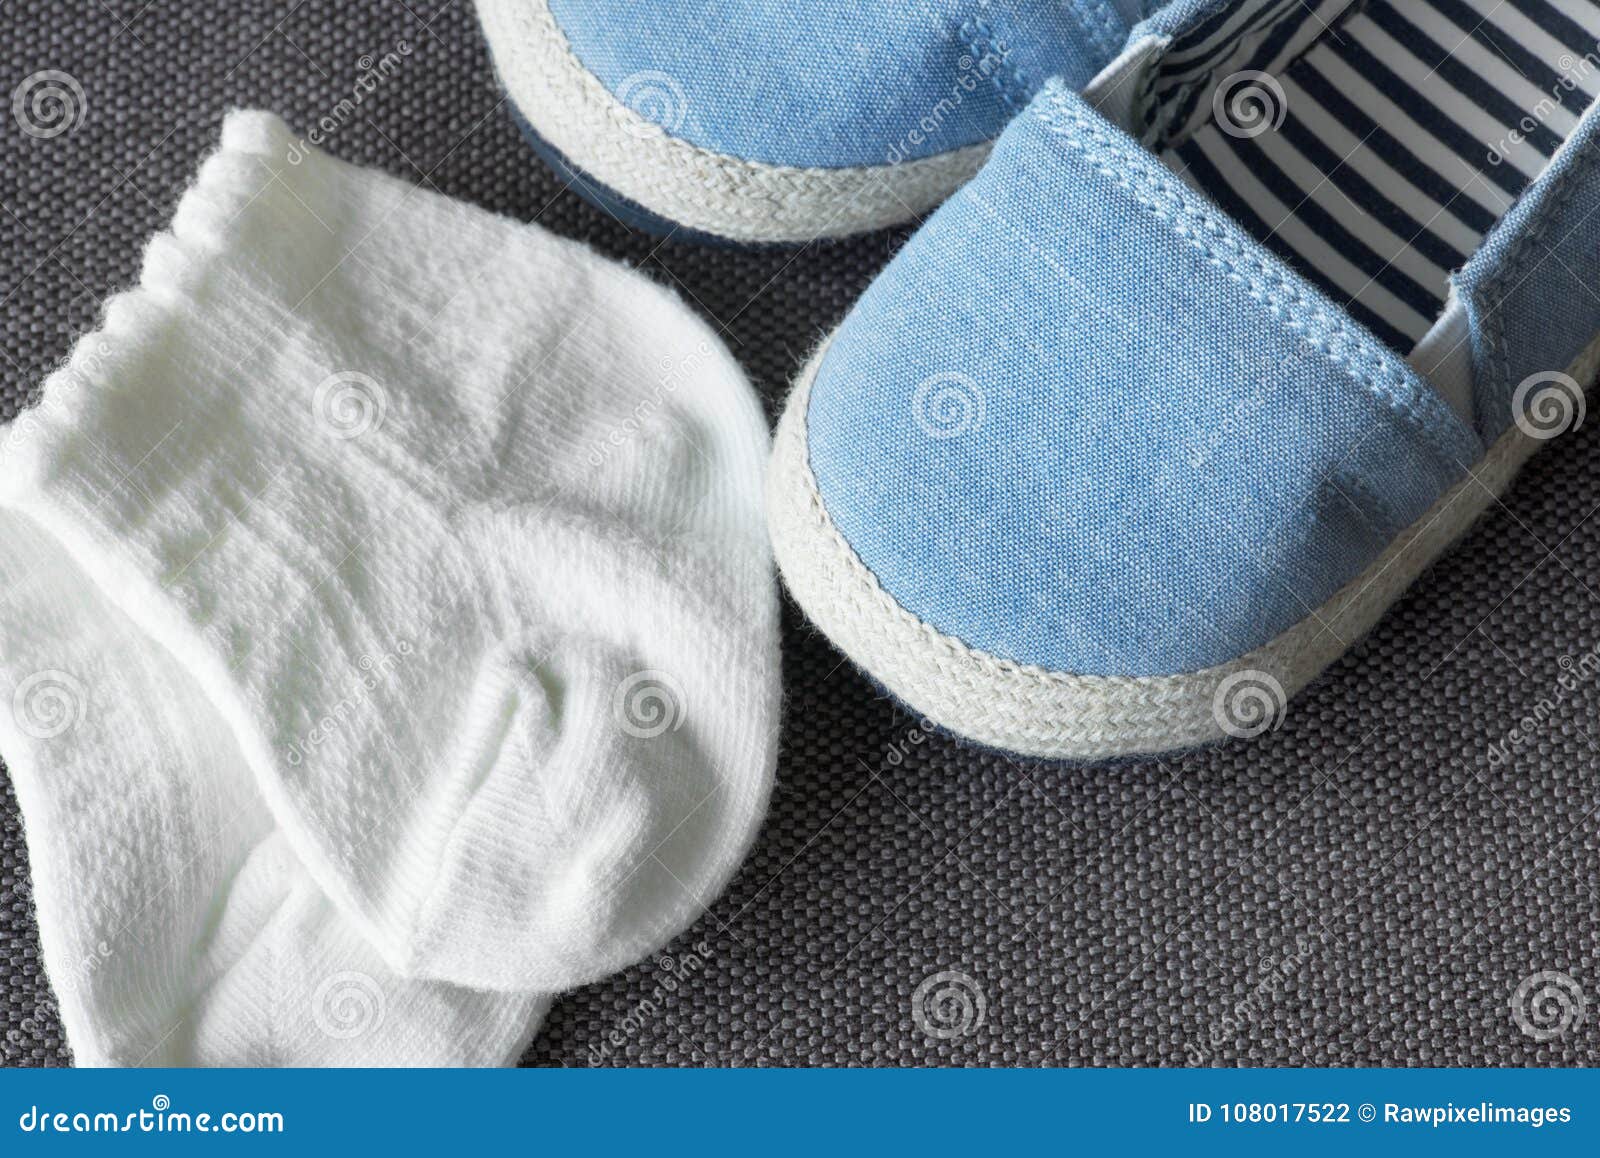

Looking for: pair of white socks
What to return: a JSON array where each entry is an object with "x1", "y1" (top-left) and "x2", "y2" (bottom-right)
[{"x1": 0, "y1": 111, "x2": 779, "y2": 1064}]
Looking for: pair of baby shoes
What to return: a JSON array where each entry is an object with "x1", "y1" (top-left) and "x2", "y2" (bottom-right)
[{"x1": 483, "y1": 0, "x2": 1600, "y2": 759}]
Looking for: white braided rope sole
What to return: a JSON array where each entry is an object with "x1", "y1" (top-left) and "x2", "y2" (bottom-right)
[
  {"x1": 475, "y1": 0, "x2": 992, "y2": 243},
  {"x1": 767, "y1": 333, "x2": 1600, "y2": 760}
]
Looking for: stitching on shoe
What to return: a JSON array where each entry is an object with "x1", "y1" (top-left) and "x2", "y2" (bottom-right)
[
  {"x1": 1476, "y1": 124, "x2": 1600, "y2": 434},
  {"x1": 1028, "y1": 86, "x2": 1480, "y2": 473},
  {"x1": 1046, "y1": 0, "x2": 1124, "y2": 68},
  {"x1": 961, "y1": 17, "x2": 1025, "y2": 113},
  {"x1": 770, "y1": 332, "x2": 1600, "y2": 756}
]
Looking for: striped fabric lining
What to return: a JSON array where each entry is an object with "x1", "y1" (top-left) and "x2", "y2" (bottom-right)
[
  {"x1": 1155, "y1": 0, "x2": 1600, "y2": 352},
  {"x1": 1143, "y1": 0, "x2": 1338, "y2": 145}
]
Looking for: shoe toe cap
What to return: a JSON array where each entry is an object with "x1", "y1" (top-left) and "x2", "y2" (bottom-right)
[{"x1": 795, "y1": 89, "x2": 1479, "y2": 681}]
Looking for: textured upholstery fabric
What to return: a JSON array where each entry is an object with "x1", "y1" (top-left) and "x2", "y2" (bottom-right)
[{"x1": 1, "y1": 0, "x2": 1597, "y2": 1067}]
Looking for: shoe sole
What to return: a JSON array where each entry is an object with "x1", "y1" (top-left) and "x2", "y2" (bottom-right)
[
  {"x1": 766, "y1": 333, "x2": 1600, "y2": 760},
  {"x1": 510, "y1": 109, "x2": 738, "y2": 244},
  {"x1": 476, "y1": 0, "x2": 991, "y2": 243}
]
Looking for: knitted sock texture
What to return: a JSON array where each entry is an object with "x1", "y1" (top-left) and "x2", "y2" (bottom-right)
[
  {"x1": 0, "y1": 110, "x2": 780, "y2": 998},
  {"x1": 0, "y1": 509, "x2": 552, "y2": 1065}
]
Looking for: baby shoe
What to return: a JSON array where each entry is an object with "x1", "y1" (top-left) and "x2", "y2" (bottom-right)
[
  {"x1": 475, "y1": 0, "x2": 1160, "y2": 242},
  {"x1": 768, "y1": 0, "x2": 1600, "y2": 759}
]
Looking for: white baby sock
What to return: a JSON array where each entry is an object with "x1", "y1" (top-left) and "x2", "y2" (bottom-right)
[
  {"x1": 0, "y1": 510, "x2": 550, "y2": 1065},
  {"x1": 0, "y1": 110, "x2": 779, "y2": 995}
]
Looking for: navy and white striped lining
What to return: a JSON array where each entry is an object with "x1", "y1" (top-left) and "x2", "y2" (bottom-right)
[
  {"x1": 1143, "y1": 0, "x2": 1345, "y2": 145},
  {"x1": 1154, "y1": 0, "x2": 1600, "y2": 352}
]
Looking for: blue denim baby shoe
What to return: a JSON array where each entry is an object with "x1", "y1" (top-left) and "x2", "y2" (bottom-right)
[
  {"x1": 475, "y1": 0, "x2": 1160, "y2": 242},
  {"x1": 769, "y1": 0, "x2": 1600, "y2": 758}
]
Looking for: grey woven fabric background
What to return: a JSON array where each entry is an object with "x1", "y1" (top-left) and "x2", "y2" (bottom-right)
[{"x1": 2, "y1": 0, "x2": 1597, "y2": 1067}]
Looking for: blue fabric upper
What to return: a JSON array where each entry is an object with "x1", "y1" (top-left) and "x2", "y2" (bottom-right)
[
  {"x1": 804, "y1": 82, "x2": 1487, "y2": 678},
  {"x1": 1457, "y1": 105, "x2": 1600, "y2": 445},
  {"x1": 545, "y1": 0, "x2": 1150, "y2": 167}
]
